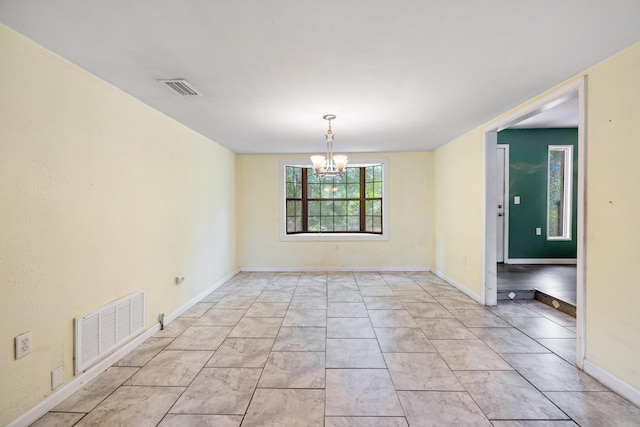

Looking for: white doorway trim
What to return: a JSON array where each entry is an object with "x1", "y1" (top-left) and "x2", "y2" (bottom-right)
[{"x1": 482, "y1": 76, "x2": 587, "y2": 368}]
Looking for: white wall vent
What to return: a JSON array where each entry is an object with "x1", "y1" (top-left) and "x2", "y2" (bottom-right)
[
  {"x1": 158, "y1": 79, "x2": 203, "y2": 96},
  {"x1": 74, "y1": 290, "x2": 146, "y2": 374}
]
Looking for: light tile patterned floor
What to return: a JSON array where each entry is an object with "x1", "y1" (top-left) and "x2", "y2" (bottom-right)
[{"x1": 32, "y1": 271, "x2": 640, "y2": 426}]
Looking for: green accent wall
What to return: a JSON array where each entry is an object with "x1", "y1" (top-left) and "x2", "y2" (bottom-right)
[{"x1": 498, "y1": 128, "x2": 578, "y2": 259}]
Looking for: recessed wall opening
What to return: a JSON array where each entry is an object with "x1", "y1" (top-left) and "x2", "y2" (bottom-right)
[{"x1": 483, "y1": 78, "x2": 586, "y2": 368}]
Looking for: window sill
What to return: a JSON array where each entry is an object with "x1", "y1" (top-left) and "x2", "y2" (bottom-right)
[{"x1": 280, "y1": 232, "x2": 389, "y2": 242}]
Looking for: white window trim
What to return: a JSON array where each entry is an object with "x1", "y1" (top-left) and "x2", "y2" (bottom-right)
[
  {"x1": 547, "y1": 145, "x2": 573, "y2": 241},
  {"x1": 279, "y1": 158, "x2": 389, "y2": 242}
]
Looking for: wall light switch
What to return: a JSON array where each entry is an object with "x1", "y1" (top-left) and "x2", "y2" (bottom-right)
[
  {"x1": 536, "y1": 227, "x2": 542, "y2": 235},
  {"x1": 514, "y1": 196, "x2": 521, "y2": 205}
]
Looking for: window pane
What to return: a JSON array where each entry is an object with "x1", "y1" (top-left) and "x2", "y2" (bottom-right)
[
  {"x1": 308, "y1": 216, "x2": 320, "y2": 231},
  {"x1": 365, "y1": 166, "x2": 374, "y2": 182},
  {"x1": 320, "y1": 216, "x2": 333, "y2": 231},
  {"x1": 334, "y1": 201, "x2": 347, "y2": 216},
  {"x1": 347, "y1": 216, "x2": 360, "y2": 231},
  {"x1": 371, "y1": 200, "x2": 382, "y2": 216},
  {"x1": 547, "y1": 146, "x2": 572, "y2": 240},
  {"x1": 365, "y1": 183, "x2": 374, "y2": 198},
  {"x1": 347, "y1": 183, "x2": 360, "y2": 198},
  {"x1": 373, "y1": 165, "x2": 382, "y2": 181},
  {"x1": 309, "y1": 183, "x2": 320, "y2": 198},
  {"x1": 373, "y1": 182, "x2": 382, "y2": 198},
  {"x1": 347, "y1": 167, "x2": 360, "y2": 183},
  {"x1": 286, "y1": 200, "x2": 298, "y2": 217},
  {"x1": 321, "y1": 200, "x2": 334, "y2": 216},
  {"x1": 287, "y1": 217, "x2": 296, "y2": 233},
  {"x1": 308, "y1": 201, "x2": 321, "y2": 216},
  {"x1": 371, "y1": 216, "x2": 382, "y2": 233},
  {"x1": 347, "y1": 200, "x2": 360, "y2": 216},
  {"x1": 334, "y1": 216, "x2": 347, "y2": 231},
  {"x1": 286, "y1": 166, "x2": 294, "y2": 182},
  {"x1": 307, "y1": 169, "x2": 319, "y2": 184},
  {"x1": 286, "y1": 166, "x2": 302, "y2": 199},
  {"x1": 333, "y1": 183, "x2": 346, "y2": 198},
  {"x1": 321, "y1": 183, "x2": 338, "y2": 197}
]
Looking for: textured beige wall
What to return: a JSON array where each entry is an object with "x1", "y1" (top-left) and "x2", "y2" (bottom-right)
[
  {"x1": 236, "y1": 153, "x2": 432, "y2": 270},
  {"x1": 0, "y1": 25, "x2": 238, "y2": 424},
  {"x1": 432, "y1": 129, "x2": 485, "y2": 297},
  {"x1": 583, "y1": 42, "x2": 640, "y2": 390}
]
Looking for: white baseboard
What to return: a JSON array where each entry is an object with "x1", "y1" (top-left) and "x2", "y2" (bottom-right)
[
  {"x1": 431, "y1": 269, "x2": 483, "y2": 304},
  {"x1": 583, "y1": 360, "x2": 640, "y2": 408},
  {"x1": 506, "y1": 258, "x2": 577, "y2": 265},
  {"x1": 8, "y1": 269, "x2": 239, "y2": 427},
  {"x1": 240, "y1": 266, "x2": 431, "y2": 272}
]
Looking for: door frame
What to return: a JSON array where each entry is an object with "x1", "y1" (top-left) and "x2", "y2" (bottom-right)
[{"x1": 482, "y1": 77, "x2": 587, "y2": 368}]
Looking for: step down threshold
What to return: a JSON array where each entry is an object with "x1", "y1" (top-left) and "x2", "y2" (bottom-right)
[{"x1": 534, "y1": 289, "x2": 576, "y2": 318}]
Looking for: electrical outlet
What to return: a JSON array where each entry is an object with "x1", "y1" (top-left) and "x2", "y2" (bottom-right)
[
  {"x1": 175, "y1": 276, "x2": 185, "y2": 285},
  {"x1": 51, "y1": 366, "x2": 64, "y2": 390},
  {"x1": 15, "y1": 331, "x2": 32, "y2": 359}
]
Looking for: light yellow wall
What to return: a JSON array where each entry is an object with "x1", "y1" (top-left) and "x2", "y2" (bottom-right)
[
  {"x1": 0, "y1": 25, "x2": 238, "y2": 424},
  {"x1": 583, "y1": 42, "x2": 640, "y2": 389},
  {"x1": 432, "y1": 130, "x2": 484, "y2": 296},
  {"x1": 236, "y1": 153, "x2": 432, "y2": 269},
  {"x1": 432, "y1": 42, "x2": 640, "y2": 391}
]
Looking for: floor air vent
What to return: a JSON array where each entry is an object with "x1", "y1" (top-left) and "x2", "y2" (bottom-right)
[
  {"x1": 74, "y1": 290, "x2": 145, "y2": 374},
  {"x1": 158, "y1": 79, "x2": 203, "y2": 96}
]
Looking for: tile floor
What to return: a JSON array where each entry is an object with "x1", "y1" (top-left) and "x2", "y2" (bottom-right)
[{"x1": 32, "y1": 271, "x2": 640, "y2": 426}]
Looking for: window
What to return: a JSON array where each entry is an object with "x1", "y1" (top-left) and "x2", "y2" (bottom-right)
[
  {"x1": 284, "y1": 163, "x2": 384, "y2": 236},
  {"x1": 547, "y1": 145, "x2": 573, "y2": 240}
]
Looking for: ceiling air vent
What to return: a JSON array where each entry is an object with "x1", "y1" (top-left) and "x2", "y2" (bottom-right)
[{"x1": 158, "y1": 79, "x2": 203, "y2": 96}]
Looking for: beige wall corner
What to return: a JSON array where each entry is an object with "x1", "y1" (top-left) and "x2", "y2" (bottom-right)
[{"x1": 432, "y1": 129, "x2": 485, "y2": 298}]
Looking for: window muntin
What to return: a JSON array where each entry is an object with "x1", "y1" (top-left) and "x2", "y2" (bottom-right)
[
  {"x1": 547, "y1": 145, "x2": 573, "y2": 240},
  {"x1": 285, "y1": 164, "x2": 383, "y2": 234}
]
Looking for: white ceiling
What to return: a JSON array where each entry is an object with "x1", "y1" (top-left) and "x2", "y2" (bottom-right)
[{"x1": 1, "y1": 1, "x2": 639, "y2": 154}]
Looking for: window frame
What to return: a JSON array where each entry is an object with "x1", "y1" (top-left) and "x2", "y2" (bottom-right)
[
  {"x1": 546, "y1": 145, "x2": 573, "y2": 241},
  {"x1": 279, "y1": 158, "x2": 389, "y2": 242}
]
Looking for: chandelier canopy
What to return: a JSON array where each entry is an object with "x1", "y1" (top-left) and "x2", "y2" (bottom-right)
[{"x1": 310, "y1": 114, "x2": 348, "y2": 179}]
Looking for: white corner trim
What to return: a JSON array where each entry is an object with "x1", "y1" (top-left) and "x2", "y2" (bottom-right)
[
  {"x1": 432, "y1": 269, "x2": 483, "y2": 304},
  {"x1": 7, "y1": 269, "x2": 239, "y2": 427},
  {"x1": 240, "y1": 266, "x2": 431, "y2": 272},
  {"x1": 583, "y1": 360, "x2": 640, "y2": 407}
]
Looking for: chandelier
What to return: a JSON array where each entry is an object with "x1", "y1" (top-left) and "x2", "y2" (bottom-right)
[{"x1": 310, "y1": 114, "x2": 348, "y2": 179}]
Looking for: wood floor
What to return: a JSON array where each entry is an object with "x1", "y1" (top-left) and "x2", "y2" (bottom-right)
[{"x1": 497, "y1": 264, "x2": 577, "y2": 306}]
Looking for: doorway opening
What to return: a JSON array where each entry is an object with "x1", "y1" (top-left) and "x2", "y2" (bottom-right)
[{"x1": 483, "y1": 77, "x2": 586, "y2": 368}]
